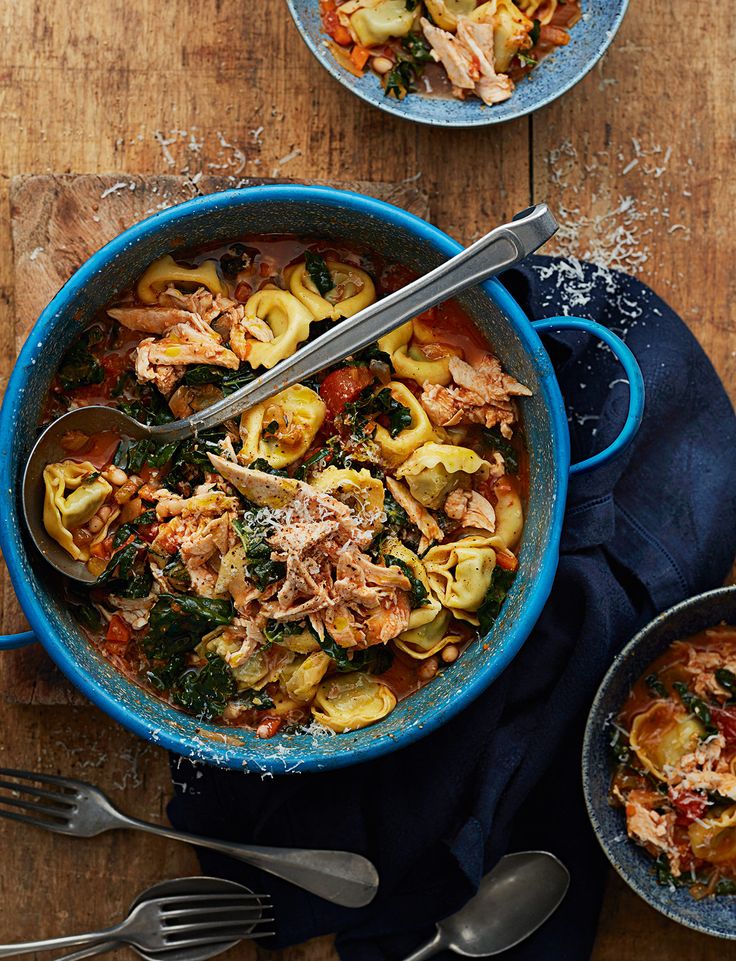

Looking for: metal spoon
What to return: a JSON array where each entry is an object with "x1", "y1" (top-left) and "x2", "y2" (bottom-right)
[
  {"x1": 48, "y1": 876, "x2": 267, "y2": 961},
  {"x1": 23, "y1": 204, "x2": 558, "y2": 581},
  {"x1": 400, "y1": 851, "x2": 570, "y2": 961}
]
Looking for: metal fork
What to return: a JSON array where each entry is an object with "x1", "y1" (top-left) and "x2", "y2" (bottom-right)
[
  {"x1": 0, "y1": 768, "x2": 378, "y2": 907},
  {"x1": 0, "y1": 891, "x2": 274, "y2": 957}
]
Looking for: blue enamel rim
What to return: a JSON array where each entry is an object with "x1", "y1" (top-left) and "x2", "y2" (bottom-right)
[
  {"x1": 0, "y1": 185, "x2": 640, "y2": 771},
  {"x1": 285, "y1": 0, "x2": 630, "y2": 128}
]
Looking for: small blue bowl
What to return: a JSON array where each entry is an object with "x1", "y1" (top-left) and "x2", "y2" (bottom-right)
[
  {"x1": 286, "y1": 0, "x2": 630, "y2": 127},
  {"x1": 583, "y1": 586, "x2": 736, "y2": 939}
]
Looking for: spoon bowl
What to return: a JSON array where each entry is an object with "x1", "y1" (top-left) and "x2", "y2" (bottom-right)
[{"x1": 402, "y1": 852, "x2": 569, "y2": 961}]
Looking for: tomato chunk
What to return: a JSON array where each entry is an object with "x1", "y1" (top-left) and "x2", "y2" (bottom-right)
[
  {"x1": 668, "y1": 786, "x2": 708, "y2": 826},
  {"x1": 105, "y1": 614, "x2": 131, "y2": 647},
  {"x1": 319, "y1": 366, "x2": 373, "y2": 418}
]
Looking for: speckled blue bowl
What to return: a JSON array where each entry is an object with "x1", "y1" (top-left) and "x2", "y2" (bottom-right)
[
  {"x1": 0, "y1": 184, "x2": 642, "y2": 773},
  {"x1": 285, "y1": 0, "x2": 630, "y2": 127},
  {"x1": 583, "y1": 586, "x2": 736, "y2": 939}
]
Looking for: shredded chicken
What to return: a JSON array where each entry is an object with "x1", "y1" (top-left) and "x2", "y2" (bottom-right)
[
  {"x1": 420, "y1": 16, "x2": 513, "y2": 106},
  {"x1": 444, "y1": 488, "x2": 496, "y2": 533},
  {"x1": 421, "y1": 355, "x2": 531, "y2": 438},
  {"x1": 386, "y1": 476, "x2": 443, "y2": 552},
  {"x1": 625, "y1": 789, "x2": 681, "y2": 876}
]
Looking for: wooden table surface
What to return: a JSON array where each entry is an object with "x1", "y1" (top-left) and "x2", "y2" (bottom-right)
[{"x1": 0, "y1": 2, "x2": 734, "y2": 959}]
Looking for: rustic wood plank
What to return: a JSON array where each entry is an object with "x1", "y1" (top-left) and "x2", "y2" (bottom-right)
[{"x1": 0, "y1": 0, "x2": 731, "y2": 959}]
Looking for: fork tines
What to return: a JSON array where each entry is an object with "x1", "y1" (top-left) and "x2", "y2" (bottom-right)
[
  {"x1": 0, "y1": 769, "x2": 76, "y2": 832},
  {"x1": 157, "y1": 893, "x2": 275, "y2": 944}
]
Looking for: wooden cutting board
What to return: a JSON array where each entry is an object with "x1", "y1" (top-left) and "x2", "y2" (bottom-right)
[{"x1": 2, "y1": 172, "x2": 429, "y2": 705}]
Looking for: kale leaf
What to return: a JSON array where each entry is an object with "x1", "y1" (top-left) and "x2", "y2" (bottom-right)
[
  {"x1": 384, "y1": 61, "x2": 417, "y2": 100},
  {"x1": 342, "y1": 385, "x2": 412, "y2": 440},
  {"x1": 95, "y1": 528, "x2": 153, "y2": 600},
  {"x1": 262, "y1": 619, "x2": 310, "y2": 647},
  {"x1": 143, "y1": 594, "x2": 234, "y2": 659},
  {"x1": 481, "y1": 426, "x2": 519, "y2": 474},
  {"x1": 232, "y1": 688, "x2": 275, "y2": 710},
  {"x1": 318, "y1": 632, "x2": 393, "y2": 674},
  {"x1": 182, "y1": 364, "x2": 256, "y2": 395},
  {"x1": 248, "y1": 457, "x2": 289, "y2": 477},
  {"x1": 345, "y1": 344, "x2": 394, "y2": 372},
  {"x1": 645, "y1": 673, "x2": 668, "y2": 699},
  {"x1": 58, "y1": 327, "x2": 105, "y2": 390},
  {"x1": 171, "y1": 653, "x2": 237, "y2": 719},
  {"x1": 402, "y1": 32, "x2": 431, "y2": 62},
  {"x1": 477, "y1": 568, "x2": 515, "y2": 635},
  {"x1": 673, "y1": 681, "x2": 718, "y2": 737},
  {"x1": 716, "y1": 668, "x2": 736, "y2": 701},
  {"x1": 384, "y1": 555, "x2": 429, "y2": 609},
  {"x1": 162, "y1": 553, "x2": 191, "y2": 592},
  {"x1": 233, "y1": 514, "x2": 285, "y2": 591},
  {"x1": 305, "y1": 251, "x2": 333, "y2": 297},
  {"x1": 71, "y1": 602, "x2": 102, "y2": 632},
  {"x1": 529, "y1": 18, "x2": 541, "y2": 46}
]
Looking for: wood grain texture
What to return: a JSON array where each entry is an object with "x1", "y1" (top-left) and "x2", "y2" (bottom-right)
[{"x1": 0, "y1": 1, "x2": 732, "y2": 959}]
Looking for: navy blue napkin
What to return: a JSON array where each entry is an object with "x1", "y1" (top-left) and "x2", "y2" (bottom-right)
[{"x1": 167, "y1": 256, "x2": 736, "y2": 961}]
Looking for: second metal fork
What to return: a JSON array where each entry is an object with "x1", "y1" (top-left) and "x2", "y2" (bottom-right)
[{"x1": 0, "y1": 768, "x2": 378, "y2": 907}]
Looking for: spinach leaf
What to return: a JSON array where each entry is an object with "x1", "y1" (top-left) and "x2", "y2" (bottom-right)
[
  {"x1": 317, "y1": 632, "x2": 393, "y2": 674},
  {"x1": 345, "y1": 344, "x2": 393, "y2": 372},
  {"x1": 477, "y1": 568, "x2": 515, "y2": 635},
  {"x1": 716, "y1": 668, "x2": 736, "y2": 701},
  {"x1": 480, "y1": 426, "x2": 519, "y2": 474},
  {"x1": 342, "y1": 385, "x2": 411, "y2": 440},
  {"x1": 182, "y1": 365, "x2": 256, "y2": 395},
  {"x1": 305, "y1": 251, "x2": 333, "y2": 297},
  {"x1": 294, "y1": 437, "x2": 355, "y2": 479},
  {"x1": 143, "y1": 593, "x2": 234, "y2": 659},
  {"x1": 171, "y1": 653, "x2": 237, "y2": 719},
  {"x1": 645, "y1": 674, "x2": 668, "y2": 699},
  {"x1": 529, "y1": 18, "x2": 541, "y2": 46},
  {"x1": 402, "y1": 32, "x2": 431, "y2": 62},
  {"x1": 248, "y1": 458, "x2": 289, "y2": 477},
  {"x1": 71, "y1": 602, "x2": 102, "y2": 632},
  {"x1": 96, "y1": 534, "x2": 153, "y2": 600},
  {"x1": 232, "y1": 688, "x2": 275, "y2": 710},
  {"x1": 58, "y1": 327, "x2": 105, "y2": 390},
  {"x1": 384, "y1": 61, "x2": 417, "y2": 100},
  {"x1": 404, "y1": 0, "x2": 418, "y2": 9},
  {"x1": 384, "y1": 555, "x2": 429, "y2": 609},
  {"x1": 112, "y1": 508, "x2": 157, "y2": 550},
  {"x1": 147, "y1": 654, "x2": 186, "y2": 691},
  {"x1": 162, "y1": 553, "x2": 191, "y2": 592},
  {"x1": 673, "y1": 681, "x2": 718, "y2": 737},
  {"x1": 383, "y1": 491, "x2": 408, "y2": 531},
  {"x1": 233, "y1": 514, "x2": 285, "y2": 591},
  {"x1": 263, "y1": 619, "x2": 311, "y2": 646},
  {"x1": 115, "y1": 438, "x2": 179, "y2": 473},
  {"x1": 219, "y1": 243, "x2": 253, "y2": 278}
]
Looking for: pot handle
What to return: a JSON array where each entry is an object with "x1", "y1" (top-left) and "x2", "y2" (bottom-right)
[
  {"x1": 0, "y1": 631, "x2": 36, "y2": 651},
  {"x1": 532, "y1": 317, "x2": 645, "y2": 476}
]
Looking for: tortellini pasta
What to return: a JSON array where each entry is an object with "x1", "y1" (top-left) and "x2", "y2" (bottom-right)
[
  {"x1": 239, "y1": 289, "x2": 313, "y2": 369},
  {"x1": 688, "y1": 806, "x2": 736, "y2": 864},
  {"x1": 136, "y1": 254, "x2": 228, "y2": 305},
  {"x1": 287, "y1": 260, "x2": 376, "y2": 321},
  {"x1": 396, "y1": 443, "x2": 491, "y2": 509},
  {"x1": 281, "y1": 652, "x2": 332, "y2": 703},
  {"x1": 379, "y1": 534, "x2": 440, "y2": 629},
  {"x1": 339, "y1": 0, "x2": 415, "y2": 47},
  {"x1": 239, "y1": 385, "x2": 326, "y2": 469},
  {"x1": 517, "y1": 0, "x2": 558, "y2": 25},
  {"x1": 311, "y1": 673, "x2": 397, "y2": 732},
  {"x1": 493, "y1": 477, "x2": 524, "y2": 549},
  {"x1": 395, "y1": 609, "x2": 455, "y2": 660},
  {"x1": 425, "y1": 0, "x2": 477, "y2": 31},
  {"x1": 378, "y1": 322, "x2": 457, "y2": 387},
  {"x1": 43, "y1": 461, "x2": 112, "y2": 561},
  {"x1": 310, "y1": 467, "x2": 385, "y2": 531},
  {"x1": 470, "y1": 0, "x2": 534, "y2": 73},
  {"x1": 372, "y1": 382, "x2": 436, "y2": 468},
  {"x1": 629, "y1": 701, "x2": 704, "y2": 780},
  {"x1": 423, "y1": 535, "x2": 497, "y2": 625}
]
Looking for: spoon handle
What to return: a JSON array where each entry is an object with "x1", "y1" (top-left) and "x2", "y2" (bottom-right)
[
  {"x1": 149, "y1": 203, "x2": 557, "y2": 443},
  {"x1": 121, "y1": 814, "x2": 378, "y2": 907},
  {"x1": 399, "y1": 929, "x2": 447, "y2": 961}
]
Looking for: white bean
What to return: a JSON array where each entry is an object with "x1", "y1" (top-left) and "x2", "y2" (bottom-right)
[
  {"x1": 87, "y1": 515, "x2": 104, "y2": 534},
  {"x1": 98, "y1": 505, "x2": 112, "y2": 522},
  {"x1": 372, "y1": 56, "x2": 393, "y2": 75},
  {"x1": 441, "y1": 644, "x2": 459, "y2": 664},
  {"x1": 104, "y1": 466, "x2": 128, "y2": 486}
]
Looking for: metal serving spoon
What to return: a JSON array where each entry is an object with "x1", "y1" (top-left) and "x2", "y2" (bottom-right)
[
  {"x1": 400, "y1": 851, "x2": 570, "y2": 961},
  {"x1": 47, "y1": 876, "x2": 270, "y2": 961},
  {"x1": 23, "y1": 204, "x2": 558, "y2": 582}
]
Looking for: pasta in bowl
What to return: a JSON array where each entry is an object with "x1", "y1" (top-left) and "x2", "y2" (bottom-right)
[
  {"x1": 0, "y1": 184, "x2": 642, "y2": 771},
  {"x1": 37, "y1": 235, "x2": 529, "y2": 737},
  {"x1": 287, "y1": 0, "x2": 630, "y2": 125}
]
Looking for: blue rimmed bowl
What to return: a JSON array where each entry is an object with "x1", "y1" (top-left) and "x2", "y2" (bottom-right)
[
  {"x1": 0, "y1": 184, "x2": 643, "y2": 772},
  {"x1": 583, "y1": 586, "x2": 736, "y2": 939},
  {"x1": 286, "y1": 1, "x2": 630, "y2": 127}
]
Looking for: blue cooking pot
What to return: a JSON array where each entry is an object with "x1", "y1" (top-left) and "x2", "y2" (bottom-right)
[{"x1": 0, "y1": 185, "x2": 644, "y2": 773}]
